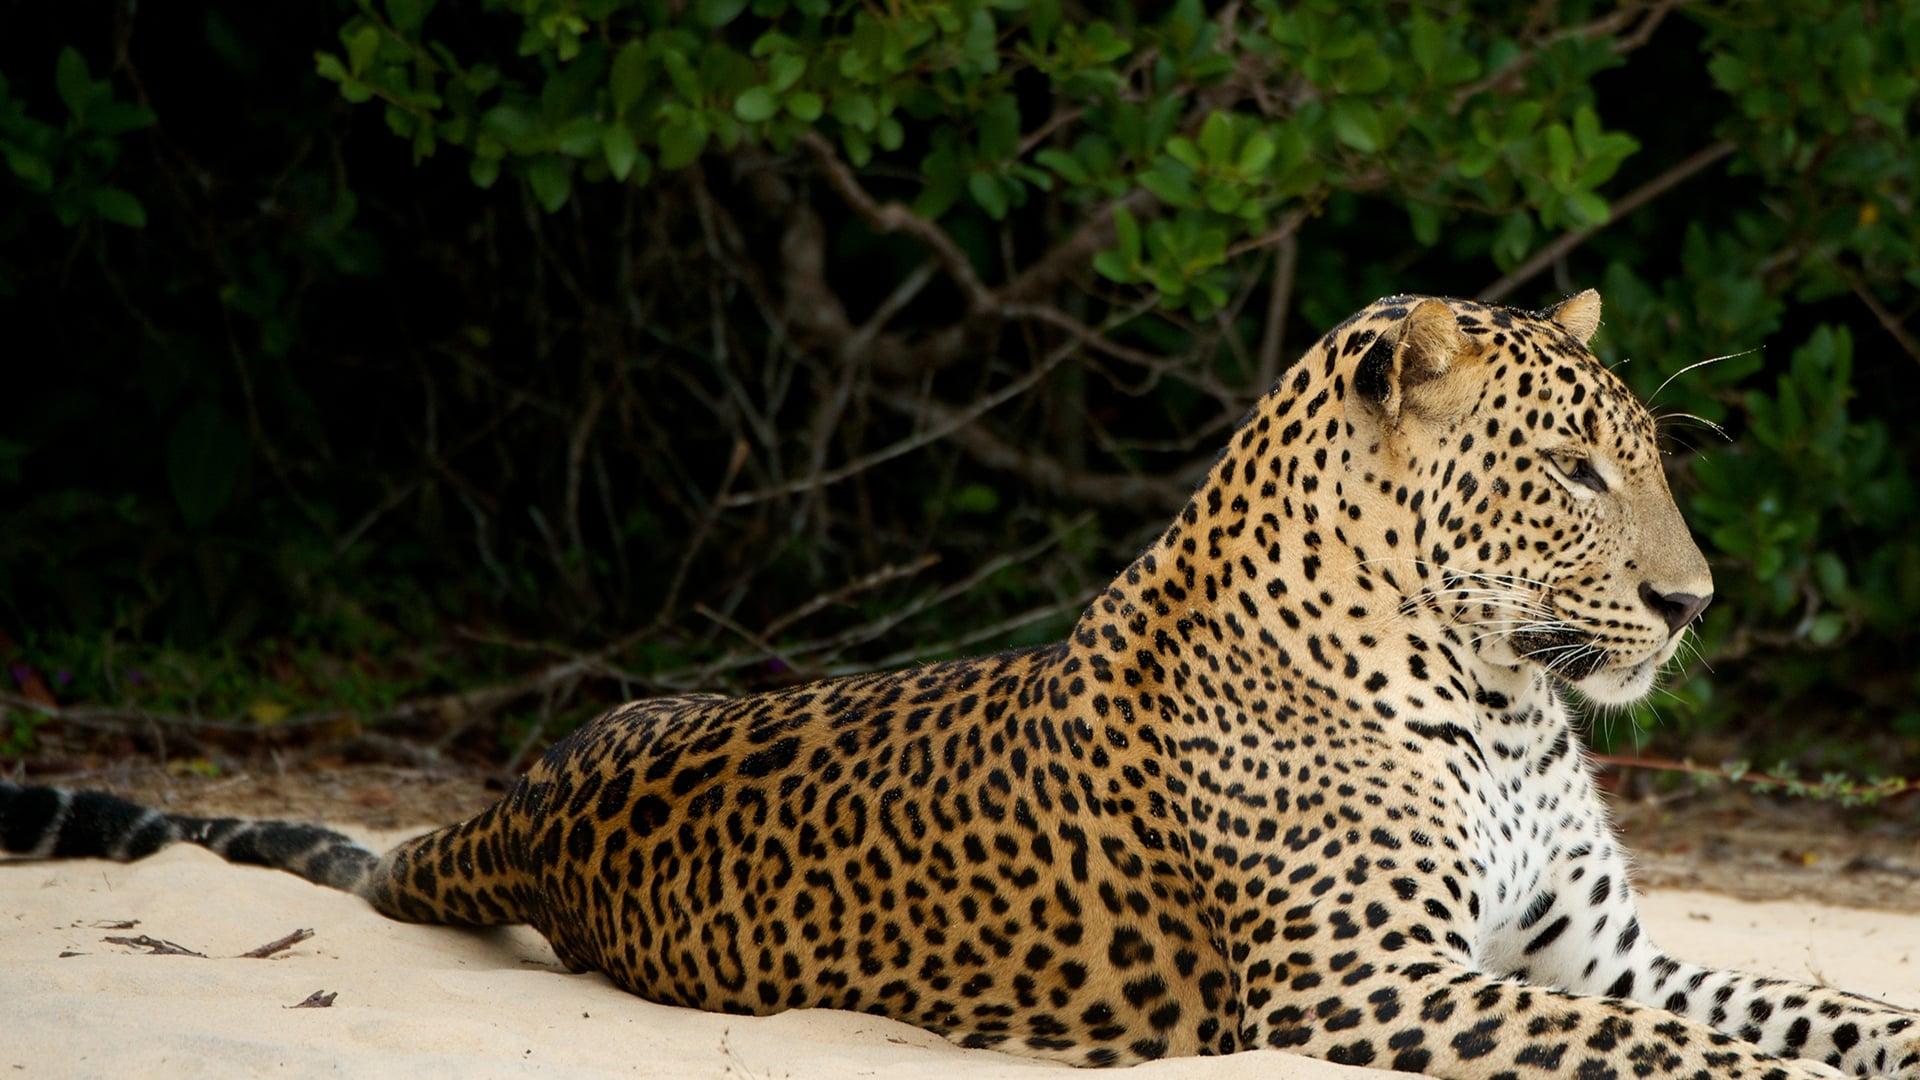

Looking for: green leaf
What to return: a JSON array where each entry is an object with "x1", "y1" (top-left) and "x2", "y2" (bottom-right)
[
  {"x1": 385, "y1": 0, "x2": 435, "y2": 35},
  {"x1": 1197, "y1": 111, "x2": 1234, "y2": 164},
  {"x1": 167, "y1": 403, "x2": 248, "y2": 528},
  {"x1": 3, "y1": 147, "x2": 53, "y2": 191},
  {"x1": 1564, "y1": 191, "x2": 1609, "y2": 227},
  {"x1": 660, "y1": 49, "x2": 702, "y2": 101},
  {"x1": 89, "y1": 186, "x2": 147, "y2": 228},
  {"x1": 469, "y1": 156, "x2": 501, "y2": 189},
  {"x1": 831, "y1": 94, "x2": 877, "y2": 131},
  {"x1": 1237, "y1": 130, "x2": 1276, "y2": 174},
  {"x1": 611, "y1": 41, "x2": 649, "y2": 115},
  {"x1": 949, "y1": 483, "x2": 1000, "y2": 514},
  {"x1": 697, "y1": 0, "x2": 749, "y2": 27},
  {"x1": 347, "y1": 25, "x2": 381, "y2": 76},
  {"x1": 786, "y1": 91, "x2": 823, "y2": 122},
  {"x1": 1329, "y1": 99, "x2": 1382, "y2": 153},
  {"x1": 1091, "y1": 249, "x2": 1134, "y2": 283},
  {"x1": 1493, "y1": 211, "x2": 1533, "y2": 266},
  {"x1": 657, "y1": 118, "x2": 709, "y2": 169},
  {"x1": 1407, "y1": 201, "x2": 1441, "y2": 247},
  {"x1": 1544, "y1": 123, "x2": 1575, "y2": 183},
  {"x1": 1408, "y1": 14, "x2": 1445, "y2": 76},
  {"x1": 602, "y1": 123, "x2": 639, "y2": 181},
  {"x1": 768, "y1": 54, "x2": 806, "y2": 94},
  {"x1": 1112, "y1": 205, "x2": 1141, "y2": 260},
  {"x1": 314, "y1": 52, "x2": 350, "y2": 84},
  {"x1": 1034, "y1": 148, "x2": 1087, "y2": 184},
  {"x1": 88, "y1": 100, "x2": 157, "y2": 136},
  {"x1": 55, "y1": 47, "x2": 92, "y2": 118},
  {"x1": 554, "y1": 116, "x2": 601, "y2": 157},
  {"x1": 527, "y1": 156, "x2": 572, "y2": 212},
  {"x1": 734, "y1": 86, "x2": 779, "y2": 122},
  {"x1": 967, "y1": 172, "x2": 1009, "y2": 219}
]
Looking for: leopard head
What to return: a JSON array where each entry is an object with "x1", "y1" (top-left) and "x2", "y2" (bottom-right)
[{"x1": 1344, "y1": 290, "x2": 1712, "y2": 705}]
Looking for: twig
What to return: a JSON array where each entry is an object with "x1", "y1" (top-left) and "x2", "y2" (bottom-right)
[
  {"x1": 1225, "y1": 204, "x2": 1313, "y2": 259},
  {"x1": 873, "y1": 387, "x2": 1189, "y2": 510},
  {"x1": 858, "y1": 595, "x2": 1091, "y2": 671},
  {"x1": 993, "y1": 190, "x2": 1159, "y2": 306},
  {"x1": 653, "y1": 438, "x2": 751, "y2": 624},
  {"x1": 1449, "y1": 0, "x2": 1688, "y2": 113},
  {"x1": 759, "y1": 555, "x2": 941, "y2": 641},
  {"x1": 104, "y1": 934, "x2": 205, "y2": 957},
  {"x1": 1255, "y1": 234, "x2": 1299, "y2": 388},
  {"x1": 240, "y1": 928, "x2": 315, "y2": 959},
  {"x1": 718, "y1": 340, "x2": 1080, "y2": 507},
  {"x1": 1831, "y1": 260, "x2": 1920, "y2": 367},
  {"x1": 1480, "y1": 139, "x2": 1736, "y2": 302},
  {"x1": 799, "y1": 131, "x2": 989, "y2": 310}
]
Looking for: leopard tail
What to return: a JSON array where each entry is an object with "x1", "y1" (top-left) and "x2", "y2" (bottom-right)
[{"x1": 0, "y1": 780, "x2": 533, "y2": 926}]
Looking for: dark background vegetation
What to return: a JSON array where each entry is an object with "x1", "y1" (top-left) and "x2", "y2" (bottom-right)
[{"x1": 2, "y1": 0, "x2": 1916, "y2": 793}]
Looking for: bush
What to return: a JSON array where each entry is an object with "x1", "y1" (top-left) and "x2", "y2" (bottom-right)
[{"x1": 1, "y1": 1, "x2": 1916, "y2": 775}]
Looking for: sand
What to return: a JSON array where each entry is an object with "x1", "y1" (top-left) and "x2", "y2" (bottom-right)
[{"x1": 3, "y1": 828, "x2": 1917, "y2": 1079}]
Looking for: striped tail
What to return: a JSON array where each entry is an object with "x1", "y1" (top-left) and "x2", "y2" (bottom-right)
[{"x1": 0, "y1": 781, "x2": 531, "y2": 927}]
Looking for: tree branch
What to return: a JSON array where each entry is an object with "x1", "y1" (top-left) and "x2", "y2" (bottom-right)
[
  {"x1": 873, "y1": 387, "x2": 1189, "y2": 511},
  {"x1": 1255, "y1": 234, "x2": 1300, "y2": 388},
  {"x1": 1449, "y1": 0, "x2": 1690, "y2": 114},
  {"x1": 799, "y1": 131, "x2": 990, "y2": 311}
]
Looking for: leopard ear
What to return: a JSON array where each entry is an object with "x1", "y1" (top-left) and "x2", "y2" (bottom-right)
[
  {"x1": 1355, "y1": 299, "x2": 1470, "y2": 421},
  {"x1": 1546, "y1": 289, "x2": 1602, "y2": 344}
]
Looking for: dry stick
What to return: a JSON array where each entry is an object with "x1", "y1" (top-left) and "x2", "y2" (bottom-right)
[
  {"x1": 758, "y1": 554, "x2": 942, "y2": 642},
  {"x1": 1479, "y1": 139, "x2": 1737, "y2": 303},
  {"x1": 872, "y1": 387, "x2": 1191, "y2": 511},
  {"x1": 240, "y1": 928, "x2": 315, "y2": 959},
  {"x1": 1831, "y1": 260, "x2": 1920, "y2": 367},
  {"x1": 718, "y1": 340, "x2": 1080, "y2": 508},
  {"x1": 995, "y1": 189, "x2": 1159, "y2": 306},
  {"x1": 793, "y1": 522, "x2": 1091, "y2": 672},
  {"x1": 799, "y1": 131, "x2": 989, "y2": 310},
  {"x1": 652, "y1": 437, "x2": 751, "y2": 624},
  {"x1": 104, "y1": 935, "x2": 205, "y2": 957},
  {"x1": 1225, "y1": 203, "x2": 1313, "y2": 260},
  {"x1": 857, "y1": 595, "x2": 1092, "y2": 673},
  {"x1": 1448, "y1": 0, "x2": 1688, "y2": 114},
  {"x1": 1255, "y1": 234, "x2": 1300, "y2": 389}
]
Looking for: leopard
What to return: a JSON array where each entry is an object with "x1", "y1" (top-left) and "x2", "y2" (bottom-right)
[{"x1": 5, "y1": 290, "x2": 1916, "y2": 1078}]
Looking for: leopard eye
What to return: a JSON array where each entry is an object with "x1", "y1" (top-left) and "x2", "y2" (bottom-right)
[{"x1": 1554, "y1": 455, "x2": 1608, "y2": 494}]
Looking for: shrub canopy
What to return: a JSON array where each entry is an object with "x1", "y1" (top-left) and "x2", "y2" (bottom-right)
[{"x1": 1, "y1": 1, "x2": 1916, "y2": 775}]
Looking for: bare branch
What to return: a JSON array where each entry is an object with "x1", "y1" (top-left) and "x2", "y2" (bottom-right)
[
  {"x1": 718, "y1": 340, "x2": 1079, "y2": 508},
  {"x1": 993, "y1": 190, "x2": 1159, "y2": 306},
  {"x1": 1831, "y1": 260, "x2": 1920, "y2": 368},
  {"x1": 1450, "y1": 0, "x2": 1691, "y2": 114},
  {"x1": 240, "y1": 928, "x2": 315, "y2": 959},
  {"x1": 1255, "y1": 234, "x2": 1300, "y2": 389},
  {"x1": 799, "y1": 131, "x2": 990, "y2": 311},
  {"x1": 873, "y1": 387, "x2": 1190, "y2": 511}
]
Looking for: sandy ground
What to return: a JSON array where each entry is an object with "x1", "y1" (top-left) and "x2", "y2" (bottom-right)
[{"x1": 3, "y1": 825, "x2": 1918, "y2": 1080}]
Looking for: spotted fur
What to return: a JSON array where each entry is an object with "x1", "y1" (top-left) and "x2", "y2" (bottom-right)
[{"x1": 6, "y1": 292, "x2": 1916, "y2": 1077}]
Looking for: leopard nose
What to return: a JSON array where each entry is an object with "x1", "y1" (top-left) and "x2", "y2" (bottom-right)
[{"x1": 1638, "y1": 583, "x2": 1711, "y2": 635}]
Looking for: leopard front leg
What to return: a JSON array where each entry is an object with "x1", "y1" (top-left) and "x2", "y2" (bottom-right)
[
  {"x1": 1242, "y1": 949, "x2": 1843, "y2": 1080},
  {"x1": 1500, "y1": 832, "x2": 1919, "y2": 1077}
]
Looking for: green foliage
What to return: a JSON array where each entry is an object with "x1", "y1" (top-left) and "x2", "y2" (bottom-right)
[
  {"x1": 1, "y1": 1, "x2": 1917, "y2": 777},
  {"x1": 307, "y1": 0, "x2": 1657, "y2": 315},
  {"x1": 0, "y1": 46, "x2": 154, "y2": 231}
]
